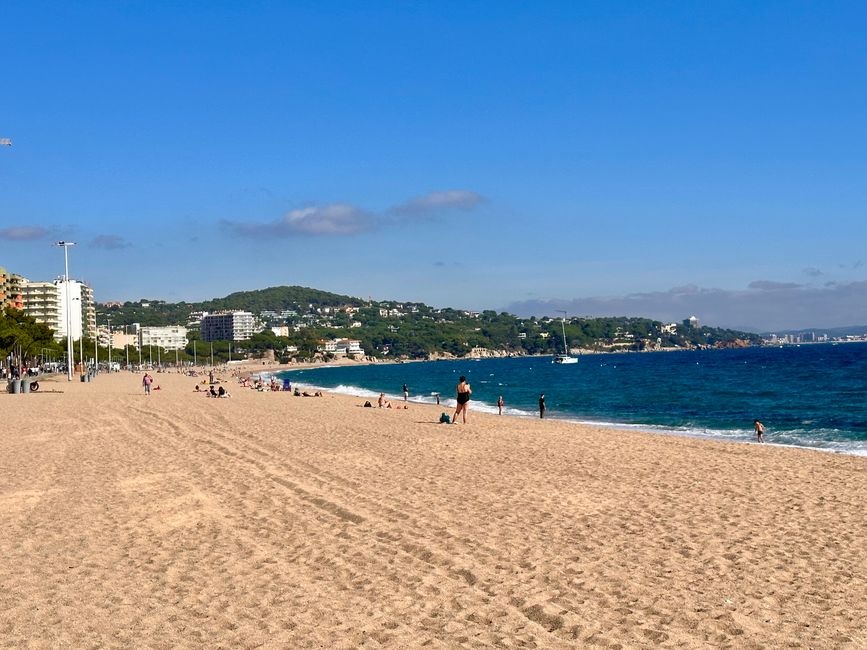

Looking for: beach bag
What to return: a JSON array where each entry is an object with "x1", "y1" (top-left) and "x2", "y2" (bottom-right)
[{"x1": 439, "y1": 413, "x2": 451, "y2": 424}]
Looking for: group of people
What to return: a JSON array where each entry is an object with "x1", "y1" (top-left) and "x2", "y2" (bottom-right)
[
  {"x1": 2, "y1": 366, "x2": 38, "y2": 380},
  {"x1": 194, "y1": 383, "x2": 229, "y2": 398}
]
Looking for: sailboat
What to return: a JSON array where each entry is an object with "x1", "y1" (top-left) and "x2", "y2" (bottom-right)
[{"x1": 552, "y1": 311, "x2": 578, "y2": 364}]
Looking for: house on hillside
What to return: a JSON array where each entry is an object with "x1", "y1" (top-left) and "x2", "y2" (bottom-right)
[{"x1": 317, "y1": 338, "x2": 365, "y2": 356}]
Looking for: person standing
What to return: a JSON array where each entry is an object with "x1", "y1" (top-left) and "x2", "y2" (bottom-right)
[
  {"x1": 453, "y1": 376, "x2": 472, "y2": 424},
  {"x1": 497, "y1": 395, "x2": 505, "y2": 415},
  {"x1": 403, "y1": 383, "x2": 409, "y2": 401},
  {"x1": 142, "y1": 372, "x2": 153, "y2": 395},
  {"x1": 754, "y1": 419, "x2": 765, "y2": 443},
  {"x1": 539, "y1": 393, "x2": 546, "y2": 419}
]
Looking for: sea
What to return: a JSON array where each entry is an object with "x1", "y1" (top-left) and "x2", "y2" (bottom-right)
[{"x1": 277, "y1": 343, "x2": 867, "y2": 457}]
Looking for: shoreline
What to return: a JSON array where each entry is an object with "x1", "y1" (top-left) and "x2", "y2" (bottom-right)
[{"x1": 272, "y1": 362, "x2": 867, "y2": 459}]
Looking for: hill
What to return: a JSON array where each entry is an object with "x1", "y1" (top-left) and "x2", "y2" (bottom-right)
[{"x1": 96, "y1": 285, "x2": 761, "y2": 361}]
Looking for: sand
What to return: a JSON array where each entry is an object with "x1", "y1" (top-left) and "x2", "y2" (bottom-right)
[{"x1": 2, "y1": 370, "x2": 866, "y2": 649}]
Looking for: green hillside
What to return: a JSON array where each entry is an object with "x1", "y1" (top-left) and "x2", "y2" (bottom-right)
[{"x1": 96, "y1": 285, "x2": 761, "y2": 362}]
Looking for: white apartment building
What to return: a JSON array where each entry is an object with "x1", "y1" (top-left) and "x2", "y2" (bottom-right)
[
  {"x1": 316, "y1": 338, "x2": 365, "y2": 356},
  {"x1": 139, "y1": 326, "x2": 189, "y2": 350},
  {"x1": 20, "y1": 278, "x2": 96, "y2": 341},
  {"x1": 200, "y1": 311, "x2": 255, "y2": 341}
]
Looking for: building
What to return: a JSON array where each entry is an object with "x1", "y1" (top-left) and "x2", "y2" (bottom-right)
[
  {"x1": 20, "y1": 278, "x2": 96, "y2": 341},
  {"x1": 316, "y1": 338, "x2": 365, "y2": 356},
  {"x1": 139, "y1": 326, "x2": 188, "y2": 350},
  {"x1": 200, "y1": 311, "x2": 255, "y2": 341},
  {"x1": 684, "y1": 315, "x2": 701, "y2": 329},
  {"x1": 98, "y1": 328, "x2": 138, "y2": 350},
  {"x1": 0, "y1": 267, "x2": 25, "y2": 310}
]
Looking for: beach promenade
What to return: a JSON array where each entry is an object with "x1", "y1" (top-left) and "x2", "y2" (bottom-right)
[{"x1": 2, "y1": 370, "x2": 865, "y2": 648}]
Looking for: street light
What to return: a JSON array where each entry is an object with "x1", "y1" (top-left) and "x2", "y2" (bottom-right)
[
  {"x1": 106, "y1": 316, "x2": 112, "y2": 371},
  {"x1": 54, "y1": 241, "x2": 76, "y2": 381},
  {"x1": 72, "y1": 296, "x2": 83, "y2": 376}
]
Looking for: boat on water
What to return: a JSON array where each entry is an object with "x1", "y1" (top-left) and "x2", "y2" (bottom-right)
[{"x1": 552, "y1": 311, "x2": 579, "y2": 364}]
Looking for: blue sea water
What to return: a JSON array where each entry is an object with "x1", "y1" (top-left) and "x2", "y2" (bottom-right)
[{"x1": 279, "y1": 343, "x2": 867, "y2": 456}]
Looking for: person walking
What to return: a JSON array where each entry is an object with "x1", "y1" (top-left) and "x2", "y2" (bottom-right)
[
  {"x1": 539, "y1": 393, "x2": 546, "y2": 419},
  {"x1": 453, "y1": 376, "x2": 472, "y2": 424},
  {"x1": 754, "y1": 419, "x2": 765, "y2": 443},
  {"x1": 142, "y1": 372, "x2": 153, "y2": 395},
  {"x1": 497, "y1": 395, "x2": 505, "y2": 415},
  {"x1": 403, "y1": 383, "x2": 409, "y2": 401}
]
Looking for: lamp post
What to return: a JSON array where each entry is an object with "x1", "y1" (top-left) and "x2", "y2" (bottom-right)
[
  {"x1": 54, "y1": 241, "x2": 76, "y2": 381},
  {"x1": 72, "y1": 296, "x2": 83, "y2": 375},
  {"x1": 106, "y1": 316, "x2": 112, "y2": 371}
]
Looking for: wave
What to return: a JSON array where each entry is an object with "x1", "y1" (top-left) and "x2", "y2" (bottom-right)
[
  {"x1": 285, "y1": 376, "x2": 867, "y2": 457},
  {"x1": 561, "y1": 418, "x2": 867, "y2": 456}
]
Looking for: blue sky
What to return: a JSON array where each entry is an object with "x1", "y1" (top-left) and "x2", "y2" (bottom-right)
[{"x1": 2, "y1": 1, "x2": 866, "y2": 330}]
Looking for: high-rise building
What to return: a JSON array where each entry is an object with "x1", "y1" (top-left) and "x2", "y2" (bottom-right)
[
  {"x1": 0, "y1": 266, "x2": 25, "y2": 310},
  {"x1": 200, "y1": 311, "x2": 255, "y2": 341},
  {"x1": 20, "y1": 278, "x2": 96, "y2": 340}
]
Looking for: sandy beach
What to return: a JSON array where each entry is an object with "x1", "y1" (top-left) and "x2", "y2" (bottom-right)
[{"x1": 2, "y1": 370, "x2": 866, "y2": 649}]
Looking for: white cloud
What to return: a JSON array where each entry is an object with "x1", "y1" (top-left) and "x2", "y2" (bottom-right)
[
  {"x1": 90, "y1": 234, "x2": 131, "y2": 250},
  {"x1": 390, "y1": 190, "x2": 484, "y2": 217},
  {"x1": 0, "y1": 225, "x2": 49, "y2": 241},
  {"x1": 225, "y1": 203, "x2": 373, "y2": 238},
  {"x1": 504, "y1": 280, "x2": 867, "y2": 331},
  {"x1": 224, "y1": 189, "x2": 484, "y2": 238}
]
